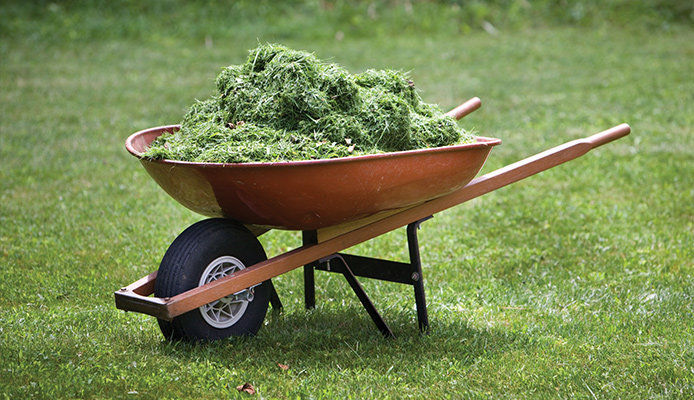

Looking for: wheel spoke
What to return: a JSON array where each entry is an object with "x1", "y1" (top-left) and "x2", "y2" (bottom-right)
[
  {"x1": 220, "y1": 306, "x2": 233, "y2": 318},
  {"x1": 208, "y1": 300, "x2": 222, "y2": 308},
  {"x1": 222, "y1": 265, "x2": 237, "y2": 275}
]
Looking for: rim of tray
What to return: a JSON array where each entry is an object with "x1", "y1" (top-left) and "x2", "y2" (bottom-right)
[{"x1": 126, "y1": 124, "x2": 502, "y2": 168}]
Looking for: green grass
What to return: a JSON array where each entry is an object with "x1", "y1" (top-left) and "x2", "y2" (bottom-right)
[{"x1": 1, "y1": 2, "x2": 693, "y2": 399}]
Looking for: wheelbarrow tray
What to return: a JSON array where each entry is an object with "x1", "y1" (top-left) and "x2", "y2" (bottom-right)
[{"x1": 126, "y1": 126, "x2": 501, "y2": 230}]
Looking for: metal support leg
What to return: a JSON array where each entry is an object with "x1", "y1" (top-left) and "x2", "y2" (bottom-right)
[
  {"x1": 307, "y1": 216, "x2": 431, "y2": 336},
  {"x1": 268, "y1": 280, "x2": 283, "y2": 311},
  {"x1": 320, "y1": 254, "x2": 394, "y2": 338},
  {"x1": 302, "y1": 230, "x2": 317, "y2": 309},
  {"x1": 407, "y1": 217, "x2": 432, "y2": 332}
]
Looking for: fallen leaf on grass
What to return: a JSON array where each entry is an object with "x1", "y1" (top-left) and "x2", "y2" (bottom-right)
[
  {"x1": 277, "y1": 363, "x2": 289, "y2": 370},
  {"x1": 236, "y1": 383, "x2": 255, "y2": 395}
]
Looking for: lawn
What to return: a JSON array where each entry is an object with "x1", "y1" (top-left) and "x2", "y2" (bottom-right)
[{"x1": 1, "y1": 1, "x2": 692, "y2": 398}]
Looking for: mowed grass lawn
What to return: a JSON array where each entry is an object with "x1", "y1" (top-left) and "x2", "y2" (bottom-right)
[{"x1": 1, "y1": 3, "x2": 692, "y2": 399}]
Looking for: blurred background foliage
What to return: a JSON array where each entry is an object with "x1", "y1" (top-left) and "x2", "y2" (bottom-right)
[{"x1": 2, "y1": 0, "x2": 692, "y2": 45}]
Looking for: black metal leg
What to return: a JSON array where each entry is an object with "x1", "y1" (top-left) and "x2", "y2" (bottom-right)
[
  {"x1": 408, "y1": 218, "x2": 431, "y2": 332},
  {"x1": 303, "y1": 266, "x2": 315, "y2": 309},
  {"x1": 322, "y1": 254, "x2": 394, "y2": 338},
  {"x1": 305, "y1": 216, "x2": 431, "y2": 336},
  {"x1": 268, "y1": 280, "x2": 283, "y2": 310},
  {"x1": 302, "y1": 231, "x2": 317, "y2": 309}
]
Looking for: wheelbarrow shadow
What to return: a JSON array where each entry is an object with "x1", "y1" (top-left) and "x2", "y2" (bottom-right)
[{"x1": 154, "y1": 306, "x2": 536, "y2": 372}]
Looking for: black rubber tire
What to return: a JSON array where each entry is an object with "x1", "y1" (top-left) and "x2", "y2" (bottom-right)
[{"x1": 154, "y1": 218, "x2": 271, "y2": 342}]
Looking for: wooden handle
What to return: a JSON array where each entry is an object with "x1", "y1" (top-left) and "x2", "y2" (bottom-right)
[
  {"x1": 445, "y1": 97, "x2": 481, "y2": 120},
  {"x1": 585, "y1": 123, "x2": 631, "y2": 147}
]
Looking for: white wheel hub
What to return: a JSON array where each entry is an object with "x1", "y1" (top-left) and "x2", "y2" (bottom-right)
[{"x1": 198, "y1": 256, "x2": 253, "y2": 329}]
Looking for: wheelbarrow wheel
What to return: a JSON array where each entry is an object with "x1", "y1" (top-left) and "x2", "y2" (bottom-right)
[{"x1": 154, "y1": 218, "x2": 271, "y2": 341}]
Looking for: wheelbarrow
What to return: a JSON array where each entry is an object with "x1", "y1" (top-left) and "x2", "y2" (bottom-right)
[{"x1": 115, "y1": 97, "x2": 631, "y2": 341}]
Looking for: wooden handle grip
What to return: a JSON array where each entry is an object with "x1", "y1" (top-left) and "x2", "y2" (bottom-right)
[
  {"x1": 445, "y1": 97, "x2": 482, "y2": 120},
  {"x1": 585, "y1": 123, "x2": 631, "y2": 147}
]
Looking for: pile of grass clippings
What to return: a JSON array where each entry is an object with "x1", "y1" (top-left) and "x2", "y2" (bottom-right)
[{"x1": 143, "y1": 44, "x2": 474, "y2": 163}]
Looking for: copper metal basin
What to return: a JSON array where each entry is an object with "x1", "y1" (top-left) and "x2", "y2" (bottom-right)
[{"x1": 126, "y1": 125, "x2": 501, "y2": 230}]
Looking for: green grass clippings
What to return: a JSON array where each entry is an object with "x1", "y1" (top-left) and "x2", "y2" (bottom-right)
[{"x1": 143, "y1": 44, "x2": 473, "y2": 163}]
